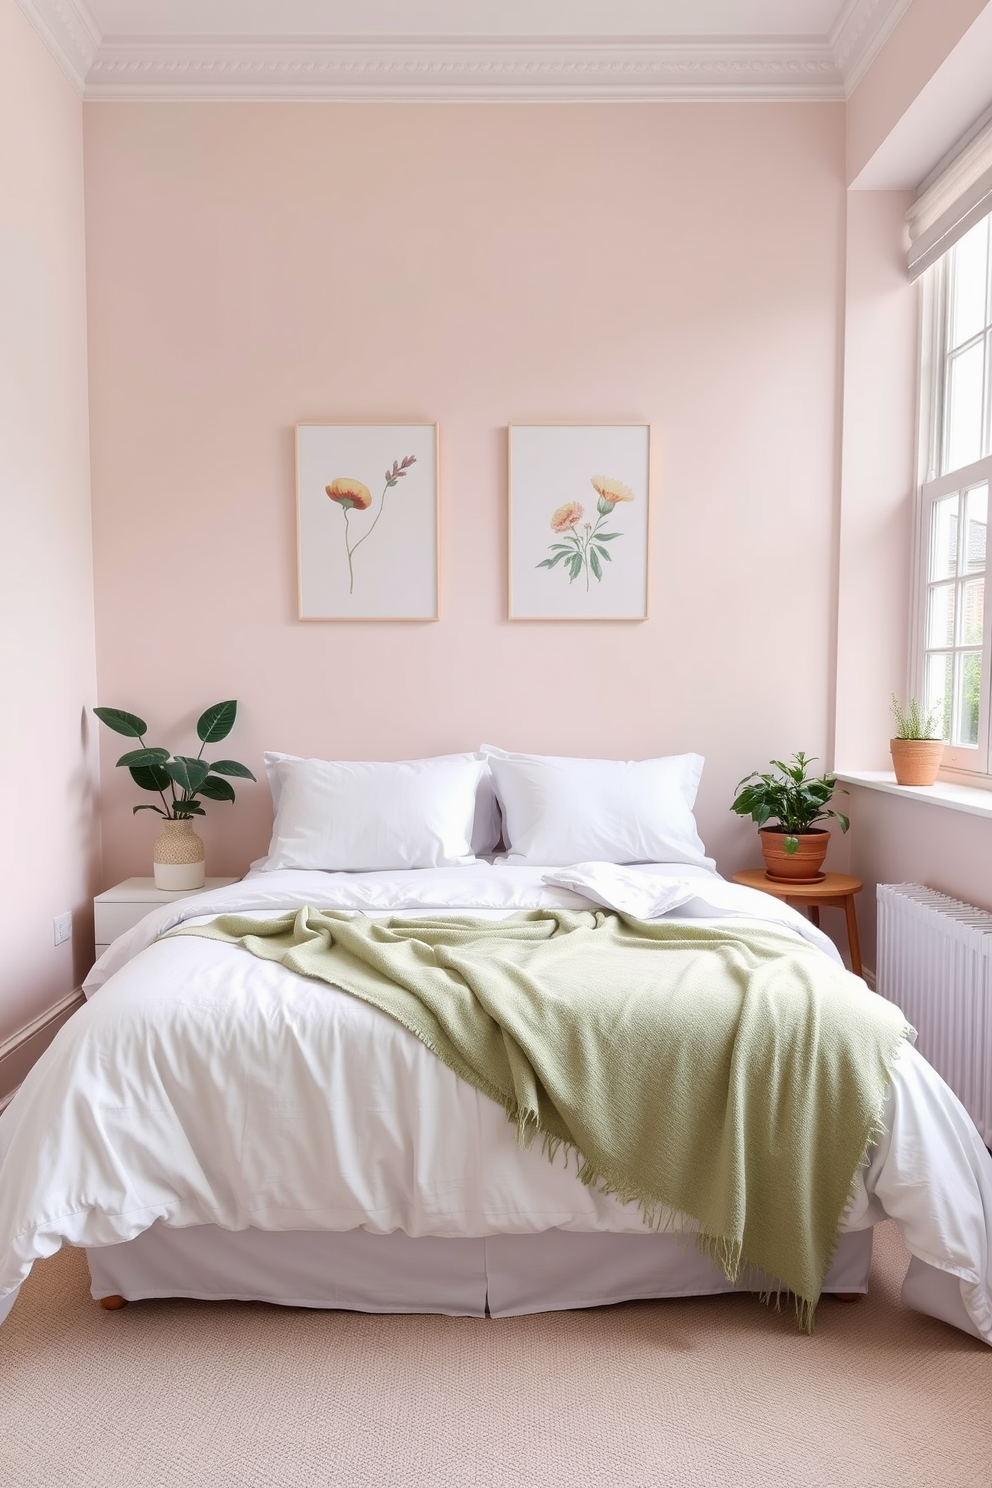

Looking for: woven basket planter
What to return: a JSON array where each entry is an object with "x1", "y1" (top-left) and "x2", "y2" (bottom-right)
[
  {"x1": 153, "y1": 819, "x2": 205, "y2": 890},
  {"x1": 890, "y1": 738, "x2": 944, "y2": 787}
]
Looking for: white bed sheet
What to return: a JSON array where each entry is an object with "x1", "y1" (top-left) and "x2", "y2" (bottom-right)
[{"x1": 1, "y1": 863, "x2": 991, "y2": 1343}]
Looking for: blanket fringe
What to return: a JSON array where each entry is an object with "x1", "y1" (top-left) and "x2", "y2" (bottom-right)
[
  {"x1": 524, "y1": 1110, "x2": 828, "y2": 1326},
  {"x1": 501, "y1": 1022, "x2": 912, "y2": 1338},
  {"x1": 841, "y1": 1022, "x2": 914, "y2": 1234}
]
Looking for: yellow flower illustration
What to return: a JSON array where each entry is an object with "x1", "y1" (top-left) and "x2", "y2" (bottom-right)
[
  {"x1": 550, "y1": 501, "x2": 584, "y2": 533},
  {"x1": 326, "y1": 477, "x2": 372, "y2": 511},
  {"x1": 591, "y1": 476, "x2": 634, "y2": 505}
]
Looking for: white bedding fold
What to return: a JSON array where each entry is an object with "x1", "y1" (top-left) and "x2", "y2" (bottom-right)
[{"x1": 82, "y1": 862, "x2": 841, "y2": 998}]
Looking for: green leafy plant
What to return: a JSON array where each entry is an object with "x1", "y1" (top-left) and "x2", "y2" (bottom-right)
[
  {"x1": 93, "y1": 701, "x2": 255, "y2": 820},
  {"x1": 730, "y1": 752, "x2": 849, "y2": 856},
  {"x1": 890, "y1": 693, "x2": 942, "y2": 740}
]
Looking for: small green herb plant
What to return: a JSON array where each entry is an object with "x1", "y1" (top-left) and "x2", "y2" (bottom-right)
[
  {"x1": 731, "y1": 751, "x2": 850, "y2": 856},
  {"x1": 93, "y1": 700, "x2": 256, "y2": 820},
  {"x1": 890, "y1": 694, "x2": 942, "y2": 740}
]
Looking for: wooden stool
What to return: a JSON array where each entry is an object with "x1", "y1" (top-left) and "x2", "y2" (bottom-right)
[{"x1": 731, "y1": 870, "x2": 864, "y2": 978}]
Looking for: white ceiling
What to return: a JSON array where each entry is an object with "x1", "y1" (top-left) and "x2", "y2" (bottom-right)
[
  {"x1": 83, "y1": 1, "x2": 853, "y2": 41},
  {"x1": 18, "y1": 0, "x2": 915, "y2": 100}
]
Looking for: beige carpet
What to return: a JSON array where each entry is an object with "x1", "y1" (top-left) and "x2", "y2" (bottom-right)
[{"x1": 0, "y1": 1223, "x2": 989, "y2": 1488}]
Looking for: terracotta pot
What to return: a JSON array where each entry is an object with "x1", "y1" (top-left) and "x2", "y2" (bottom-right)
[
  {"x1": 890, "y1": 737, "x2": 944, "y2": 787},
  {"x1": 153, "y1": 818, "x2": 205, "y2": 890},
  {"x1": 758, "y1": 826, "x2": 829, "y2": 884}
]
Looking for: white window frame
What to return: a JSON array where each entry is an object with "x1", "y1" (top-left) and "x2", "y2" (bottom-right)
[{"x1": 912, "y1": 235, "x2": 992, "y2": 779}]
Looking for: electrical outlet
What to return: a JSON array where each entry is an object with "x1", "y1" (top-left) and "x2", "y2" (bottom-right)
[{"x1": 54, "y1": 912, "x2": 72, "y2": 946}]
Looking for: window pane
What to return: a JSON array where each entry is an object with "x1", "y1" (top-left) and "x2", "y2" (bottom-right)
[
  {"x1": 964, "y1": 483, "x2": 988, "y2": 572},
  {"x1": 956, "y1": 652, "x2": 982, "y2": 746},
  {"x1": 927, "y1": 583, "x2": 956, "y2": 646},
  {"x1": 930, "y1": 494, "x2": 959, "y2": 579},
  {"x1": 945, "y1": 342, "x2": 985, "y2": 472},
  {"x1": 922, "y1": 214, "x2": 992, "y2": 769},
  {"x1": 949, "y1": 218, "x2": 990, "y2": 350},
  {"x1": 925, "y1": 652, "x2": 953, "y2": 743},
  {"x1": 961, "y1": 578, "x2": 984, "y2": 645}
]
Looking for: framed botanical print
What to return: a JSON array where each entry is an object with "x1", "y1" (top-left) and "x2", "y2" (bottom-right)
[
  {"x1": 508, "y1": 424, "x2": 651, "y2": 620},
  {"x1": 297, "y1": 423, "x2": 438, "y2": 620}
]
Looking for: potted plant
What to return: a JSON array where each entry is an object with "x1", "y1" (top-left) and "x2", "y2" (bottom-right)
[
  {"x1": 731, "y1": 752, "x2": 850, "y2": 883},
  {"x1": 94, "y1": 701, "x2": 255, "y2": 890},
  {"x1": 890, "y1": 695, "x2": 944, "y2": 786}
]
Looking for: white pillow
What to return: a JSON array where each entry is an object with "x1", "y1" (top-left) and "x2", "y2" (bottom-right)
[
  {"x1": 263, "y1": 751, "x2": 500, "y2": 860},
  {"x1": 481, "y1": 746, "x2": 713, "y2": 870},
  {"x1": 261, "y1": 754, "x2": 490, "y2": 872}
]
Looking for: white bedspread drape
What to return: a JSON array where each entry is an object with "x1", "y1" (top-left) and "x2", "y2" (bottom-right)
[{"x1": 1, "y1": 864, "x2": 990, "y2": 1342}]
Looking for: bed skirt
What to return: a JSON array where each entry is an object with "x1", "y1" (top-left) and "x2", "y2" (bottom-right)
[{"x1": 86, "y1": 1223, "x2": 876, "y2": 1318}]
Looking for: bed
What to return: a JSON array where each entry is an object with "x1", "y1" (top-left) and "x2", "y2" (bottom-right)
[{"x1": 1, "y1": 748, "x2": 991, "y2": 1343}]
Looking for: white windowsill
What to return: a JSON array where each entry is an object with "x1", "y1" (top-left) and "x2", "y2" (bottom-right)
[{"x1": 836, "y1": 771, "x2": 992, "y2": 821}]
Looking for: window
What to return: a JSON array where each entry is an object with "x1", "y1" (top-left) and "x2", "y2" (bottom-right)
[{"x1": 916, "y1": 213, "x2": 992, "y2": 774}]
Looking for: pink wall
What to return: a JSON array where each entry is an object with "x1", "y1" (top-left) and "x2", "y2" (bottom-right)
[
  {"x1": 83, "y1": 102, "x2": 848, "y2": 886},
  {"x1": 834, "y1": 189, "x2": 917, "y2": 773},
  {"x1": 0, "y1": 0, "x2": 100, "y2": 1052},
  {"x1": 846, "y1": 0, "x2": 989, "y2": 184},
  {"x1": 845, "y1": 786, "x2": 992, "y2": 975}
]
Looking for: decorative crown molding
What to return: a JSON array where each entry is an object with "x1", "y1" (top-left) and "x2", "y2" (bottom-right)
[
  {"x1": 14, "y1": 0, "x2": 100, "y2": 92},
  {"x1": 19, "y1": 1, "x2": 919, "y2": 103},
  {"x1": 81, "y1": 38, "x2": 842, "y2": 102},
  {"x1": 829, "y1": 0, "x2": 915, "y2": 92}
]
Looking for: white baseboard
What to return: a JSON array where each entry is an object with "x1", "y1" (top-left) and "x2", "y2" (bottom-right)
[{"x1": 0, "y1": 988, "x2": 85, "y2": 1110}]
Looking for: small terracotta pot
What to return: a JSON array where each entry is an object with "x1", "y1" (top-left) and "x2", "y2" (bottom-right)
[
  {"x1": 759, "y1": 826, "x2": 829, "y2": 884},
  {"x1": 153, "y1": 819, "x2": 205, "y2": 891},
  {"x1": 890, "y1": 738, "x2": 943, "y2": 786}
]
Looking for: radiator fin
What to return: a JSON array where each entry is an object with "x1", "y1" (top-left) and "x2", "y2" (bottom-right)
[{"x1": 876, "y1": 883, "x2": 992, "y2": 1145}]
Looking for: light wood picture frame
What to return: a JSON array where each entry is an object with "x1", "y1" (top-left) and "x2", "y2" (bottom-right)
[
  {"x1": 297, "y1": 423, "x2": 439, "y2": 621},
  {"x1": 508, "y1": 424, "x2": 651, "y2": 620}
]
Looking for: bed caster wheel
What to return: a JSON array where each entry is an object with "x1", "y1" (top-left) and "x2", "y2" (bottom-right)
[
  {"x1": 99, "y1": 1294, "x2": 128, "y2": 1310},
  {"x1": 833, "y1": 1292, "x2": 863, "y2": 1304}
]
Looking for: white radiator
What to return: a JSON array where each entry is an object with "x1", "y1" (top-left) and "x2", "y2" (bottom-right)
[{"x1": 876, "y1": 883, "x2": 992, "y2": 1145}]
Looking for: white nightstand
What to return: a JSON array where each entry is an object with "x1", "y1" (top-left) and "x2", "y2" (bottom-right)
[{"x1": 93, "y1": 877, "x2": 239, "y2": 960}]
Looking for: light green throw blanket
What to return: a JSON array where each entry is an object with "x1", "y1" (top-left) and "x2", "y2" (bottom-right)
[{"x1": 170, "y1": 907, "x2": 910, "y2": 1328}]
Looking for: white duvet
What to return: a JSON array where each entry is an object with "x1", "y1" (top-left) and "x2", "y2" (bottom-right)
[{"x1": 1, "y1": 863, "x2": 991, "y2": 1343}]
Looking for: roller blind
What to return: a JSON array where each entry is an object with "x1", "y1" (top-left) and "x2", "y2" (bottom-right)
[{"x1": 907, "y1": 117, "x2": 992, "y2": 281}]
